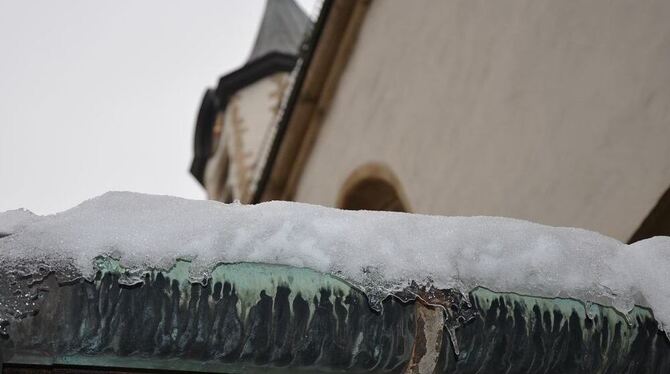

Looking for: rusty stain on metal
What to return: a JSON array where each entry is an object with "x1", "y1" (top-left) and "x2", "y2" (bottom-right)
[{"x1": 405, "y1": 303, "x2": 444, "y2": 374}]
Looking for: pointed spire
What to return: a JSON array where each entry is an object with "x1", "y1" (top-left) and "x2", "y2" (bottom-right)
[{"x1": 248, "y1": 0, "x2": 311, "y2": 62}]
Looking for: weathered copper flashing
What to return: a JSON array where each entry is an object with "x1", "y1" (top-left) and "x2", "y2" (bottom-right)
[{"x1": 2, "y1": 261, "x2": 669, "y2": 373}]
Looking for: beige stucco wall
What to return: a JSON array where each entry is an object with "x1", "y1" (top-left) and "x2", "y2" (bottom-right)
[{"x1": 294, "y1": 0, "x2": 670, "y2": 241}]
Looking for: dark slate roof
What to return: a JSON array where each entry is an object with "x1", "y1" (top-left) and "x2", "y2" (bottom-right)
[{"x1": 248, "y1": 0, "x2": 311, "y2": 62}]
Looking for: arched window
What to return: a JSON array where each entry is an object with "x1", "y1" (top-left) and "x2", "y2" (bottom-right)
[
  {"x1": 629, "y1": 185, "x2": 670, "y2": 243},
  {"x1": 337, "y1": 163, "x2": 410, "y2": 212}
]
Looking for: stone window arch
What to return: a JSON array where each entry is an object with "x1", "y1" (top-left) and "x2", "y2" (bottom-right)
[{"x1": 337, "y1": 163, "x2": 411, "y2": 212}]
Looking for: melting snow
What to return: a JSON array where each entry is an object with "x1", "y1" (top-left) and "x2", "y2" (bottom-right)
[{"x1": 0, "y1": 191, "x2": 669, "y2": 334}]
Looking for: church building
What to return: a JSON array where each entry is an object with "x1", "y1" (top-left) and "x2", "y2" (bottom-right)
[{"x1": 191, "y1": 0, "x2": 670, "y2": 243}]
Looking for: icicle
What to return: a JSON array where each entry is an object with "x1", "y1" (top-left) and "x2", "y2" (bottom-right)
[{"x1": 445, "y1": 323, "x2": 460, "y2": 356}]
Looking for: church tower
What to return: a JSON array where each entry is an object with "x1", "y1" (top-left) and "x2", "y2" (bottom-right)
[{"x1": 190, "y1": 0, "x2": 310, "y2": 203}]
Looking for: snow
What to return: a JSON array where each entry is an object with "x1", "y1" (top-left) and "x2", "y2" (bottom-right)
[
  {"x1": 1, "y1": 191, "x2": 669, "y2": 333},
  {"x1": 0, "y1": 208, "x2": 37, "y2": 236}
]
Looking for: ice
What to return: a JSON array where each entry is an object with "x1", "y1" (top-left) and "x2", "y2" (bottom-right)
[{"x1": 0, "y1": 191, "x2": 669, "y2": 335}]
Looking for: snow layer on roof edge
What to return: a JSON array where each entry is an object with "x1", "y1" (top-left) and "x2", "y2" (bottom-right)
[{"x1": 1, "y1": 191, "x2": 669, "y2": 333}]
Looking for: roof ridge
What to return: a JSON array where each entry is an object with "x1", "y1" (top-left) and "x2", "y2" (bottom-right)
[{"x1": 248, "y1": 0, "x2": 311, "y2": 62}]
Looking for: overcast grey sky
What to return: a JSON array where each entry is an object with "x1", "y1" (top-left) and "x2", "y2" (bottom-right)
[{"x1": 0, "y1": 0, "x2": 316, "y2": 214}]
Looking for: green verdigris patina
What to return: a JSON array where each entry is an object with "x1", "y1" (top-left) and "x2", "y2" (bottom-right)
[{"x1": 1, "y1": 258, "x2": 669, "y2": 373}]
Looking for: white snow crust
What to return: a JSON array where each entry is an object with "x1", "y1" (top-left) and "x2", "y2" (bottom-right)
[
  {"x1": 1, "y1": 191, "x2": 669, "y2": 331},
  {"x1": 0, "y1": 208, "x2": 37, "y2": 236}
]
